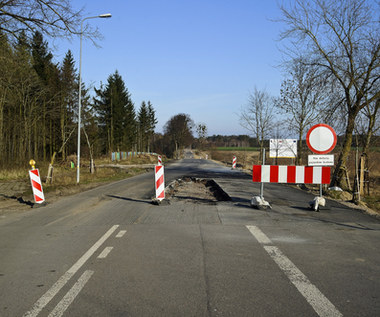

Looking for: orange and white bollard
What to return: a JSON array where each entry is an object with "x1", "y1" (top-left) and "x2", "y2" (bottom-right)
[
  {"x1": 28, "y1": 159, "x2": 45, "y2": 204},
  {"x1": 158, "y1": 155, "x2": 162, "y2": 166},
  {"x1": 155, "y1": 165, "x2": 165, "y2": 201},
  {"x1": 232, "y1": 156, "x2": 237, "y2": 169}
]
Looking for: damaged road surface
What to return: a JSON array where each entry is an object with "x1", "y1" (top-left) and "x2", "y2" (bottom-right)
[
  {"x1": 164, "y1": 177, "x2": 231, "y2": 204},
  {"x1": 1, "y1": 156, "x2": 380, "y2": 317}
]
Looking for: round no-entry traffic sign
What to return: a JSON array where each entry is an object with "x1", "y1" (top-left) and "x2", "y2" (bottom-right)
[{"x1": 306, "y1": 124, "x2": 337, "y2": 154}]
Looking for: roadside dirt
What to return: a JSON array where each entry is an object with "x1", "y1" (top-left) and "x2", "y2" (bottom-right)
[{"x1": 0, "y1": 180, "x2": 33, "y2": 211}]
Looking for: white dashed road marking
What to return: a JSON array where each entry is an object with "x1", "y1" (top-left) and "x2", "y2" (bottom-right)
[
  {"x1": 23, "y1": 225, "x2": 119, "y2": 317},
  {"x1": 246, "y1": 225, "x2": 342, "y2": 317},
  {"x1": 116, "y1": 230, "x2": 127, "y2": 238},
  {"x1": 97, "y1": 246, "x2": 114, "y2": 259}
]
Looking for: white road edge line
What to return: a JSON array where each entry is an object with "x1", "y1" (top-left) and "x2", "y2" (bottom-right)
[
  {"x1": 22, "y1": 225, "x2": 119, "y2": 317},
  {"x1": 97, "y1": 246, "x2": 114, "y2": 259},
  {"x1": 115, "y1": 230, "x2": 127, "y2": 238},
  {"x1": 47, "y1": 270, "x2": 94, "y2": 317},
  {"x1": 264, "y1": 246, "x2": 342, "y2": 317},
  {"x1": 246, "y1": 225, "x2": 342, "y2": 317}
]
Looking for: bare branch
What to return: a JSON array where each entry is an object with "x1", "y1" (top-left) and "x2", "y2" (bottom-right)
[{"x1": 0, "y1": 0, "x2": 102, "y2": 43}]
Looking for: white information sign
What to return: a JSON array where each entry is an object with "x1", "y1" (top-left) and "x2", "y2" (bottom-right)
[
  {"x1": 308, "y1": 155, "x2": 334, "y2": 166},
  {"x1": 269, "y1": 139, "x2": 297, "y2": 158}
]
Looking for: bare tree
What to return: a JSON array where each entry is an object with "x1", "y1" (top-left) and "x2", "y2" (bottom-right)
[
  {"x1": 362, "y1": 98, "x2": 380, "y2": 155},
  {"x1": 240, "y1": 87, "x2": 276, "y2": 163},
  {"x1": 0, "y1": 0, "x2": 101, "y2": 42},
  {"x1": 279, "y1": 57, "x2": 329, "y2": 164},
  {"x1": 279, "y1": 0, "x2": 380, "y2": 189},
  {"x1": 196, "y1": 123, "x2": 207, "y2": 150}
]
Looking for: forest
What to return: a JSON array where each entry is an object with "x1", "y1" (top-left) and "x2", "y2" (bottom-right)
[{"x1": 0, "y1": 30, "x2": 160, "y2": 166}]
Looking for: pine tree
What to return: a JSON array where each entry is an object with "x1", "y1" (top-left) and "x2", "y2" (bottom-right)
[
  {"x1": 59, "y1": 50, "x2": 78, "y2": 159},
  {"x1": 31, "y1": 31, "x2": 60, "y2": 160},
  {"x1": 124, "y1": 97, "x2": 136, "y2": 151},
  {"x1": 31, "y1": 31, "x2": 53, "y2": 84},
  {"x1": 147, "y1": 101, "x2": 158, "y2": 152},
  {"x1": 94, "y1": 70, "x2": 136, "y2": 154},
  {"x1": 138, "y1": 101, "x2": 149, "y2": 152},
  {"x1": 12, "y1": 32, "x2": 41, "y2": 161},
  {"x1": 0, "y1": 33, "x2": 13, "y2": 161}
]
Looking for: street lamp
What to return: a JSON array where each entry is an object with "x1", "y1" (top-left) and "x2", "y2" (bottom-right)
[{"x1": 77, "y1": 13, "x2": 112, "y2": 184}]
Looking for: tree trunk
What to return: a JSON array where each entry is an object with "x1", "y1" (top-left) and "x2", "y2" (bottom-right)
[
  {"x1": 34, "y1": 121, "x2": 38, "y2": 160},
  {"x1": 0, "y1": 93, "x2": 4, "y2": 161},
  {"x1": 46, "y1": 152, "x2": 56, "y2": 184},
  {"x1": 297, "y1": 129, "x2": 303, "y2": 165},
  {"x1": 60, "y1": 98, "x2": 66, "y2": 160},
  {"x1": 259, "y1": 139, "x2": 265, "y2": 165},
  {"x1": 362, "y1": 107, "x2": 377, "y2": 156},
  {"x1": 43, "y1": 101, "x2": 47, "y2": 161},
  {"x1": 49, "y1": 118, "x2": 53, "y2": 159},
  {"x1": 330, "y1": 110, "x2": 356, "y2": 189},
  {"x1": 362, "y1": 128, "x2": 373, "y2": 158},
  {"x1": 90, "y1": 159, "x2": 95, "y2": 174}
]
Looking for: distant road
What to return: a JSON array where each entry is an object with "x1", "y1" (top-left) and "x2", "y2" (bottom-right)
[
  {"x1": 1, "y1": 158, "x2": 379, "y2": 316},
  {"x1": 183, "y1": 149, "x2": 194, "y2": 159}
]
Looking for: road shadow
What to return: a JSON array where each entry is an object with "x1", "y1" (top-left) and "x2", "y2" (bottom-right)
[
  {"x1": 106, "y1": 195, "x2": 152, "y2": 205},
  {"x1": 317, "y1": 218, "x2": 380, "y2": 231},
  {"x1": 232, "y1": 202, "x2": 254, "y2": 210},
  {"x1": 268, "y1": 205, "x2": 380, "y2": 231}
]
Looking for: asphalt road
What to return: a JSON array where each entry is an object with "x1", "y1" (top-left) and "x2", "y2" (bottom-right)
[{"x1": 1, "y1": 157, "x2": 379, "y2": 317}]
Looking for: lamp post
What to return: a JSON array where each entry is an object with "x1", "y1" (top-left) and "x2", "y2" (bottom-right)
[{"x1": 77, "y1": 13, "x2": 111, "y2": 184}]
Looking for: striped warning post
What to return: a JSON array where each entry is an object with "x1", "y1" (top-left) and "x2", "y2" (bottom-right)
[
  {"x1": 252, "y1": 165, "x2": 330, "y2": 184},
  {"x1": 155, "y1": 165, "x2": 165, "y2": 200},
  {"x1": 232, "y1": 156, "x2": 237, "y2": 169},
  {"x1": 29, "y1": 169, "x2": 45, "y2": 203},
  {"x1": 158, "y1": 155, "x2": 162, "y2": 166}
]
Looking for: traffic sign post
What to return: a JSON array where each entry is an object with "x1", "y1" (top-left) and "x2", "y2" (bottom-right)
[{"x1": 306, "y1": 124, "x2": 336, "y2": 209}]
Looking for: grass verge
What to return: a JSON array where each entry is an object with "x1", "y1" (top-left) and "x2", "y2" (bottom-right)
[{"x1": 0, "y1": 155, "x2": 158, "y2": 207}]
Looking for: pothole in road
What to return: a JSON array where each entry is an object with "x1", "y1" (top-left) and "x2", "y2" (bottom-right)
[{"x1": 165, "y1": 177, "x2": 231, "y2": 204}]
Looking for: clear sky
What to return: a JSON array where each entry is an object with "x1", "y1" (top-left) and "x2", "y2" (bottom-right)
[{"x1": 51, "y1": 0, "x2": 287, "y2": 136}]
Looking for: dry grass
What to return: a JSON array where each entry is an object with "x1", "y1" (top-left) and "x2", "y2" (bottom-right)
[
  {"x1": 0, "y1": 154, "x2": 160, "y2": 196},
  {"x1": 0, "y1": 168, "x2": 30, "y2": 180},
  {"x1": 207, "y1": 149, "x2": 261, "y2": 168},
  {"x1": 46, "y1": 155, "x2": 158, "y2": 186}
]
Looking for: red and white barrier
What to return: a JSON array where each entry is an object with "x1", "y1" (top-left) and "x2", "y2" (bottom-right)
[
  {"x1": 232, "y1": 156, "x2": 237, "y2": 169},
  {"x1": 155, "y1": 165, "x2": 165, "y2": 201},
  {"x1": 29, "y1": 169, "x2": 45, "y2": 203},
  {"x1": 158, "y1": 155, "x2": 162, "y2": 166},
  {"x1": 252, "y1": 165, "x2": 331, "y2": 184}
]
